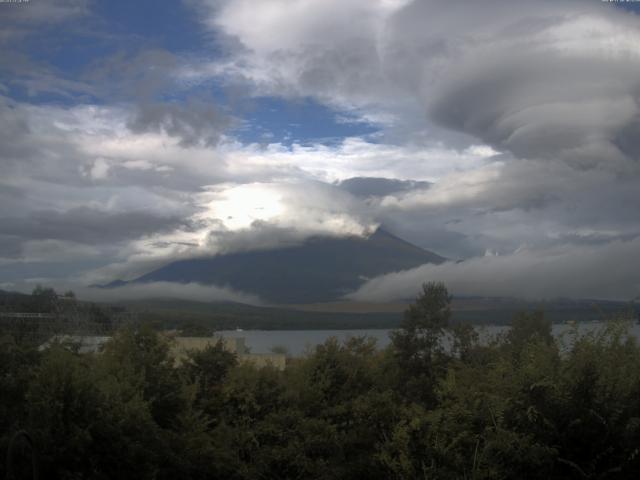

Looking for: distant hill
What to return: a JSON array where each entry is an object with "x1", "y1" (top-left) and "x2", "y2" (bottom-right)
[
  {"x1": 0, "y1": 288, "x2": 32, "y2": 311},
  {"x1": 111, "y1": 296, "x2": 639, "y2": 331},
  {"x1": 128, "y1": 228, "x2": 446, "y2": 304}
]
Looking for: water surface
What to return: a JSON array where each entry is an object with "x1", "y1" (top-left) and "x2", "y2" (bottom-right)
[{"x1": 219, "y1": 322, "x2": 640, "y2": 356}]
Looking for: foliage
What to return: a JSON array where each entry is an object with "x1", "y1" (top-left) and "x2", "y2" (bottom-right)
[
  {"x1": 2, "y1": 284, "x2": 640, "y2": 479},
  {"x1": 390, "y1": 281, "x2": 452, "y2": 405}
]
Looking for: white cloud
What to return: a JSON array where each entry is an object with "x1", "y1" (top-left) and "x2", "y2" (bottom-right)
[
  {"x1": 88, "y1": 158, "x2": 110, "y2": 180},
  {"x1": 197, "y1": 181, "x2": 375, "y2": 234},
  {"x1": 196, "y1": 0, "x2": 640, "y2": 171},
  {"x1": 348, "y1": 238, "x2": 640, "y2": 302}
]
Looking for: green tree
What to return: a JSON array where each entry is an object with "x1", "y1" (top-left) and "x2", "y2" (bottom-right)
[
  {"x1": 390, "y1": 281, "x2": 452, "y2": 405},
  {"x1": 30, "y1": 285, "x2": 58, "y2": 313},
  {"x1": 101, "y1": 326, "x2": 188, "y2": 429},
  {"x1": 505, "y1": 310, "x2": 553, "y2": 353},
  {"x1": 180, "y1": 340, "x2": 237, "y2": 415},
  {"x1": 26, "y1": 346, "x2": 162, "y2": 479},
  {"x1": 0, "y1": 338, "x2": 40, "y2": 479}
]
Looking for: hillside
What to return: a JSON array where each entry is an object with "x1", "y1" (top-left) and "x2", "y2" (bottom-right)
[{"x1": 113, "y1": 296, "x2": 638, "y2": 331}]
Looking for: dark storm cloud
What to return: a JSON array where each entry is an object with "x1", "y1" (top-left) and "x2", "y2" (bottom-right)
[{"x1": 0, "y1": 208, "x2": 190, "y2": 245}]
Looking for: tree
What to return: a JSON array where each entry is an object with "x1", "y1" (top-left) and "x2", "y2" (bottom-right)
[
  {"x1": 390, "y1": 281, "x2": 452, "y2": 405},
  {"x1": 0, "y1": 338, "x2": 40, "y2": 479},
  {"x1": 101, "y1": 326, "x2": 188, "y2": 429},
  {"x1": 62, "y1": 290, "x2": 76, "y2": 299},
  {"x1": 179, "y1": 323, "x2": 214, "y2": 337},
  {"x1": 180, "y1": 340, "x2": 237, "y2": 415},
  {"x1": 30, "y1": 285, "x2": 58, "y2": 313},
  {"x1": 26, "y1": 346, "x2": 162, "y2": 479},
  {"x1": 505, "y1": 310, "x2": 553, "y2": 353}
]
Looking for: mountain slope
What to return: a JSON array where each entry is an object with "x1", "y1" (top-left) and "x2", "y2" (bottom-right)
[{"x1": 132, "y1": 229, "x2": 445, "y2": 304}]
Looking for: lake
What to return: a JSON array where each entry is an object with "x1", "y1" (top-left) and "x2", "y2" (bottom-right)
[{"x1": 219, "y1": 321, "x2": 640, "y2": 356}]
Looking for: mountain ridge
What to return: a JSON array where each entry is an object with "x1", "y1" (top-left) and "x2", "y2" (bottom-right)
[{"x1": 116, "y1": 228, "x2": 446, "y2": 304}]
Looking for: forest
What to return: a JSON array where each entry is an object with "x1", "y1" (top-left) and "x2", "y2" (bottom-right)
[{"x1": 2, "y1": 282, "x2": 640, "y2": 479}]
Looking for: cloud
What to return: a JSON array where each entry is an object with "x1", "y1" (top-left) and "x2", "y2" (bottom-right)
[
  {"x1": 197, "y1": 180, "x2": 376, "y2": 233},
  {"x1": 0, "y1": 239, "x2": 103, "y2": 265},
  {"x1": 367, "y1": 157, "x2": 640, "y2": 263},
  {"x1": 0, "y1": 207, "x2": 191, "y2": 245},
  {"x1": 3, "y1": 86, "x2": 638, "y2": 291},
  {"x1": 85, "y1": 49, "x2": 233, "y2": 147},
  {"x1": 0, "y1": 235, "x2": 24, "y2": 260},
  {"x1": 127, "y1": 97, "x2": 232, "y2": 147},
  {"x1": 204, "y1": 218, "x2": 377, "y2": 256},
  {"x1": 348, "y1": 237, "x2": 640, "y2": 302},
  {"x1": 422, "y1": 7, "x2": 640, "y2": 170},
  {"x1": 0, "y1": 0, "x2": 89, "y2": 41},
  {"x1": 84, "y1": 49, "x2": 179, "y2": 100},
  {"x1": 336, "y1": 177, "x2": 431, "y2": 198},
  {"x1": 201, "y1": 0, "x2": 397, "y2": 105},
  {"x1": 200, "y1": 0, "x2": 640, "y2": 171},
  {"x1": 217, "y1": 137, "x2": 497, "y2": 183},
  {"x1": 0, "y1": 0, "x2": 95, "y2": 99}
]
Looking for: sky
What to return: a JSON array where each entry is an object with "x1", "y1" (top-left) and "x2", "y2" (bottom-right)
[{"x1": 1, "y1": 0, "x2": 640, "y2": 302}]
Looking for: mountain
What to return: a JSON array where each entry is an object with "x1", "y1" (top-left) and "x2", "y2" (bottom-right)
[{"x1": 129, "y1": 228, "x2": 446, "y2": 304}]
